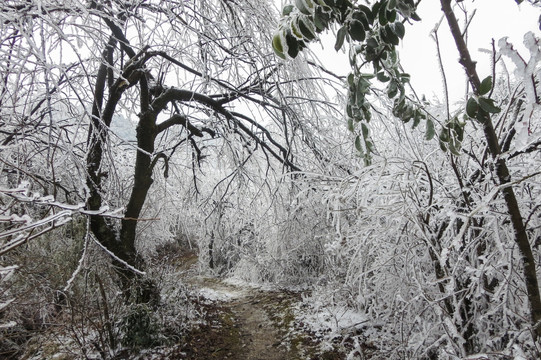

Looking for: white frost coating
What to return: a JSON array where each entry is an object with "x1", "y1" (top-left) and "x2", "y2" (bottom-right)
[
  {"x1": 512, "y1": 344, "x2": 529, "y2": 360},
  {"x1": 295, "y1": 297, "x2": 368, "y2": 343},
  {"x1": 63, "y1": 228, "x2": 90, "y2": 292},
  {"x1": 0, "y1": 266, "x2": 18, "y2": 329},
  {"x1": 0, "y1": 321, "x2": 16, "y2": 329},
  {"x1": 0, "y1": 210, "x2": 71, "y2": 239},
  {"x1": 198, "y1": 287, "x2": 244, "y2": 302},
  {"x1": 499, "y1": 32, "x2": 541, "y2": 150},
  {"x1": 3, "y1": 184, "x2": 124, "y2": 218},
  {"x1": 0, "y1": 298, "x2": 14, "y2": 312},
  {"x1": 90, "y1": 235, "x2": 146, "y2": 276},
  {"x1": 0, "y1": 265, "x2": 18, "y2": 282}
]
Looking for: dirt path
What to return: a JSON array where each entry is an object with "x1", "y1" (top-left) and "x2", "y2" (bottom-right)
[
  {"x1": 228, "y1": 293, "x2": 289, "y2": 359},
  {"x1": 176, "y1": 275, "x2": 344, "y2": 360}
]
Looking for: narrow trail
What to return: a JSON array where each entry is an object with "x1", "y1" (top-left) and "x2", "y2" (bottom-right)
[
  {"x1": 180, "y1": 277, "x2": 295, "y2": 359},
  {"x1": 225, "y1": 292, "x2": 290, "y2": 360},
  {"x1": 174, "y1": 257, "x2": 344, "y2": 360}
]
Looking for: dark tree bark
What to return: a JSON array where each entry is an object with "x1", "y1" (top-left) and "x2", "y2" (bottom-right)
[
  {"x1": 83, "y1": 7, "x2": 300, "y2": 302},
  {"x1": 441, "y1": 0, "x2": 541, "y2": 340}
]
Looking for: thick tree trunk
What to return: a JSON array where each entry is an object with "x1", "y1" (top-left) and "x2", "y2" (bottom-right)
[
  {"x1": 119, "y1": 111, "x2": 157, "y2": 263},
  {"x1": 441, "y1": 0, "x2": 541, "y2": 339},
  {"x1": 86, "y1": 36, "x2": 126, "y2": 260},
  {"x1": 85, "y1": 26, "x2": 158, "y2": 302},
  {"x1": 115, "y1": 111, "x2": 158, "y2": 302}
]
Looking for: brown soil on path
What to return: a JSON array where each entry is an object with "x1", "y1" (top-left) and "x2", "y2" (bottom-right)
[
  {"x1": 170, "y1": 274, "x2": 345, "y2": 360},
  {"x1": 227, "y1": 293, "x2": 290, "y2": 360}
]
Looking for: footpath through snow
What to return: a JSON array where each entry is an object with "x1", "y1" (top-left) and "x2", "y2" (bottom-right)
[{"x1": 170, "y1": 254, "x2": 350, "y2": 360}]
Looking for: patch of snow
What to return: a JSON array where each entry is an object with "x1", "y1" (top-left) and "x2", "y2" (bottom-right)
[
  {"x1": 294, "y1": 296, "x2": 368, "y2": 341},
  {"x1": 198, "y1": 286, "x2": 246, "y2": 302},
  {"x1": 223, "y1": 276, "x2": 275, "y2": 291}
]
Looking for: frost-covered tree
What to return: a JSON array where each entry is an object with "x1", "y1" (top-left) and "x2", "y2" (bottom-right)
[
  {"x1": 275, "y1": 0, "x2": 541, "y2": 357},
  {"x1": 0, "y1": 0, "x2": 347, "y2": 304}
]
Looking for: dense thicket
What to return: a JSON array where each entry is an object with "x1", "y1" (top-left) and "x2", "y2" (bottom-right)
[{"x1": 1, "y1": 0, "x2": 541, "y2": 359}]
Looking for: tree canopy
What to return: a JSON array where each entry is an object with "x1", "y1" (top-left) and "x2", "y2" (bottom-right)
[{"x1": 2, "y1": 0, "x2": 541, "y2": 358}]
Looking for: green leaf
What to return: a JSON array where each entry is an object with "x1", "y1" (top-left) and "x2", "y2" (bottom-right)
[
  {"x1": 283, "y1": 5, "x2": 295, "y2": 16},
  {"x1": 298, "y1": 16, "x2": 316, "y2": 41},
  {"x1": 439, "y1": 127, "x2": 449, "y2": 142},
  {"x1": 295, "y1": 0, "x2": 313, "y2": 15},
  {"x1": 387, "y1": 80, "x2": 398, "y2": 98},
  {"x1": 285, "y1": 32, "x2": 301, "y2": 58},
  {"x1": 348, "y1": 20, "x2": 366, "y2": 42},
  {"x1": 410, "y1": 12, "x2": 421, "y2": 21},
  {"x1": 478, "y1": 97, "x2": 501, "y2": 113},
  {"x1": 371, "y1": 1, "x2": 382, "y2": 18},
  {"x1": 392, "y1": 98, "x2": 406, "y2": 117},
  {"x1": 412, "y1": 109, "x2": 421, "y2": 128},
  {"x1": 400, "y1": 73, "x2": 410, "y2": 83},
  {"x1": 360, "y1": 73, "x2": 375, "y2": 80},
  {"x1": 401, "y1": 105, "x2": 414, "y2": 123},
  {"x1": 347, "y1": 117, "x2": 354, "y2": 132},
  {"x1": 335, "y1": 26, "x2": 347, "y2": 51},
  {"x1": 439, "y1": 139, "x2": 448, "y2": 152},
  {"x1": 466, "y1": 97, "x2": 478, "y2": 118},
  {"x1": 315, "y1": 0, "x2": 332, "y2": 12},
  {"x1": 452, "y1": 120, "x2": 464, "y2": 142},
  {"x1": 358, "y1": 5, "x2": 374, "y2": 24},
  {"x1": 387, "y1": 0, "x2": 397, "y2": 10},
  {"x1": 358, "y1": 76, "x2": 371, "y2": 91},
  {"x1": 355, "y1": 135, "x2": 362, "y2": 152},
  {"x1": 379, "y1": 2, "x2": 389, "y2": 26},
  {"x1": 386, "y1": 9, "x2": 396, "y2": 23},
  {"x1": 356, "y1": 81, "x2": 366, "y2": 107},
  {"x1": 381, "y1": 25, "x2": 399, "y2": 46},
  {"x1": 346, "y1": 103, "x2": 354, "y2": 118},
  {"x1": 272, "y1": 32, "x2": 286, "y2": 59},
  {"x1": 377, "y1": 71, "x2": 390, "y2": 82},
  {"x1": 290, "y1": 19, "x2": 303, "y2": 39},
  {"x1": 366, "y1": 37, "x2": 378, "y2": 48},
  {"x1": 397, "y1": 82, "x2": 406, "y2": 101},
  {"x1": 393, "y1": 21, "x2": 405, "y2": 39},
  {"x1": 479, "y1": 76, "x2": 492, "y2": 95},
  {"x1": 448, "y1": 138, "x2": 461, "y2": 156},
  {"x1": 362, "y1": 105, "x2": 372, "y2": 122},
  {"x1": 388, "y1": 47, "x2": 398, "y2": 65},
  {"x1": 476, "y1": 108, "x2": 488, "y2": 123},
  {"x1": 361, "y1": 122, "x2": 370, "y2": 139},
  {"x1": 314, "y1": 7, "x2": 330, "y2": 31},
  {"x1": 425, "y1": 118, "x2": 435, "y2": 140},
  {"x1": 366, "y1": 138, "x2": 374, "y2": 153},
  {"x1": 347, "y1": 73, "x2": 355, "y2": 88},
  {"x1": 352, "y1": 10, "x2": 370, "y2": 29},
  {"x1": 396, "y1": 1, "x2": 413, "y2": 17}
]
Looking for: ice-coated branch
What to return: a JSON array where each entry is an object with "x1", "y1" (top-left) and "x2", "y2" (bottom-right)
[
  {"x1": 441, "y1": 0, "x2": 541, "y2": 340},
  {"x1": 90, "y1": 234, "x2": 146, "y2": 276}
]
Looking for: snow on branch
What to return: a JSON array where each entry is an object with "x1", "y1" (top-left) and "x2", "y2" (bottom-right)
[
  {"x1": 0, "y1": 265, "x2": 18, "y2": 329},
  {"x1": 0, "y1": 183, "x2": 125, "y2": 256},
  {"x1": 90, "y1": 234, "x2": 146, "y2": 276},
  {"x1": 499, "y1": 32, "x2": 541, "y2": 150}
]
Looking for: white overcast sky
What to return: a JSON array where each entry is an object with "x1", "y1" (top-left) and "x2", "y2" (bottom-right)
[
  {"x1": 278, "y1": 1, "x2": 541, "y2": 105},
  {"x1": 401, "y1": 0, "x2": 540, "y2": 104}
]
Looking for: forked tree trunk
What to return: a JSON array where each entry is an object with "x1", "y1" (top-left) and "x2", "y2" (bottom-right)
[{"x1": 85, "y1": 26, "x2": 158, "y2": 303}]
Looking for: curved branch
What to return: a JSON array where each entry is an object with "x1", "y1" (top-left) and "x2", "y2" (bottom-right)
[
  {"x1": 150, "y1": 152, "x2": 169, "y2": 178},
  {"x1": 151, "y1": 88, "x2": 300, "y2": 172},
  {"x1": 156, "y1": 114, "x2": 205, "y2": 137}
]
